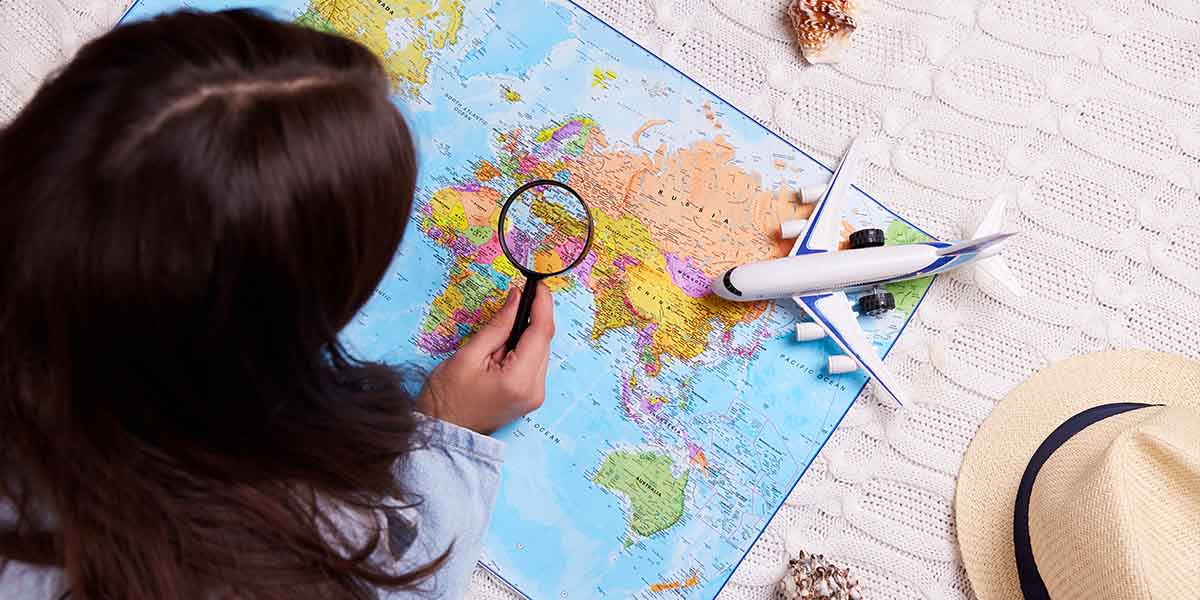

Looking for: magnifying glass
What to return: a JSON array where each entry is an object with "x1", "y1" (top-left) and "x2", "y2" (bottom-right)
[{"x1": 497, "y1": 179, "x2": 594, "y2": 352}]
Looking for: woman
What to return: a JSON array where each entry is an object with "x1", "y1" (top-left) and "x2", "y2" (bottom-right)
[{"x1": 0, "y1": 9, "x2": 552, "y2": 599}]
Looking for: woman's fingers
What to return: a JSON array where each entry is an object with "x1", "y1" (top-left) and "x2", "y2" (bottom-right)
[
  {"x1": 503, "y1": 282, "x2": 555, "y2": 374},
  {"x1": 421, "y1": 282, "x2": 557, "y2": 433},
  {"x1": 461, "y1": 286, "x2": 519, "y2": 359}
]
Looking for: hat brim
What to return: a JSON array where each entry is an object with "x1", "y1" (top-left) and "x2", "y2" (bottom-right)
[{"x1": 954, "y1": 350, "x2": 1200, "y2": 600}]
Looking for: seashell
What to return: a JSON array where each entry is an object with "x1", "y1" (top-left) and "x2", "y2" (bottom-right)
[
  {"x1": 778, "y1": 550, "x2": 864, "y2": 599},
  {"x1": 788, "y1": 0, "x2": 860, "y2": 64}
]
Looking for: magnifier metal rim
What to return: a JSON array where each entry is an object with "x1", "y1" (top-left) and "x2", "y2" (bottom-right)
[{"x1": 496, "y1": 179, "x2": 594, "y2": 279}]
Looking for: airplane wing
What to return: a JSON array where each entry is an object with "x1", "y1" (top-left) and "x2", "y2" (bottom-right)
[
  {"x1": 787, "y1": 137, "x2": 868, "y2": 256},
  {"x1": 793, "y1": 292, "x2": 907, "y2": 406},
  {"x1": 784, "y1": 139, "x2": 906, "y2": 406}
]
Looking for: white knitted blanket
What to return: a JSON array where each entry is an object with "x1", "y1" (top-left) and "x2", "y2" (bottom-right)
[{"x1": 4, "y1": 1, "x2": 1198, "y2": 599}]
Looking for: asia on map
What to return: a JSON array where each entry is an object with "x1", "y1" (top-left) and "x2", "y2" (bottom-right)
[{"x1": 122, "y1": 1, "x2": 933, "y2": 598}]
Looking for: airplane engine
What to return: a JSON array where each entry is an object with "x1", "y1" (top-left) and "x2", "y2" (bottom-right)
[
  {"x1": 780, "y1": 219, "x2": 808, "y2": 240},
  {"x1": 827, "y1": 355, "x2": 860, "y2": 374},
  {"x1": 795, "y1": 322, "x2": 827, "y2": 342},
  {"x1": 799, "y1": 183, "x2": 828, "y2": 204}
]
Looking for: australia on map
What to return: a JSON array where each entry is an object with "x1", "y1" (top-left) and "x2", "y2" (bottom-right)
[{"x1": 121, "y1": 1, "x2": 934, "y2": 598}]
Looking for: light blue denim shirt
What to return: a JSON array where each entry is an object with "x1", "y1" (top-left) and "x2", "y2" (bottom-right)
[
  {"x1": 380, "y1": 416, "x2": 506, "y2": 598},
  {"x1": 0, "y1": 417, "x2": 505, "y2": 599}
]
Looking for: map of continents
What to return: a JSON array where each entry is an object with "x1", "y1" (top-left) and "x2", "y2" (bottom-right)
[{"x1": 117, "y1": 1, "x2": 935, "y2": 598}]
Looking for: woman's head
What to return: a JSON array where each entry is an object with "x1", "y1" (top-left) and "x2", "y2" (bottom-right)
[{"x1": 1, "y1": 9, "x2": 431, "y2": 598}]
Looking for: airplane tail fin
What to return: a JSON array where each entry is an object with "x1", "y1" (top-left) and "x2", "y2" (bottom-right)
[
  {"x1": 936, "y1": 194, "x2": 1015, "y2": 258},
  {"x1": 972, "y1": 193, "x2": 1009, "y2": 238},
  {"x1": 955, "y1": 196, "x2": 1027, "y2": 297}
]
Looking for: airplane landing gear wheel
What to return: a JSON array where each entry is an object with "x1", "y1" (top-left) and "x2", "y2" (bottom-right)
[
  {"x1": 857, "y1": 288, "x2": 895, "y2": 316},
  {"x1": 848, "y1": 228, "x2": 885, "y2": 249}
]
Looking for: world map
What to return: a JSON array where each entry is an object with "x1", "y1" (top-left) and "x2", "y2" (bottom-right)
[{"x1": 123, "y1": 1, "x2": 934, "y2": 598}]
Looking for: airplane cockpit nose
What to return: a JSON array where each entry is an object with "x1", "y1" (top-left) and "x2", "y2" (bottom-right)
[
  {"x1": 710, "y1": 269, "x2": 736, "y2": 300},
  {"x1": 720, "y1": 271, "x2": 739, "y2": 298}
]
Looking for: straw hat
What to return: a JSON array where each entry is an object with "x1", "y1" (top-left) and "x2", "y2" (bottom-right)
[{"x1": 955, "y1": 349, "x2": 1200, "y2": 599}]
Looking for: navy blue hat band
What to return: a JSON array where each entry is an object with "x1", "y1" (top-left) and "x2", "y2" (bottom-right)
[{"x1": 1011, "y1": 402, "x2": 1159, "y2": 599}]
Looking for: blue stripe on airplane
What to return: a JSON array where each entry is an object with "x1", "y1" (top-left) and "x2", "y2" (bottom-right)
[
  {"x1": 940, "y1": 237, "x2": 1003, "y2": 256},
  {"x1": 796, "y1": 152, "x2": 852, "y2": 252}
]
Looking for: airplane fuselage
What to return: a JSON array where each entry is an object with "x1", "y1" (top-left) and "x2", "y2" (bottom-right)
[{"x1": 713, "y1": 242, "x2": 989, "y2": 302}]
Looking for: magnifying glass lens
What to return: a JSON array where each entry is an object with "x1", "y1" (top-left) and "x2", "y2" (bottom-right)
[
  {"x1": 500, "y1": 183, "x2": 590, "y2": 275},
  {"x1": 496, "y1": 180, "x2": 593, "y2": 353}
]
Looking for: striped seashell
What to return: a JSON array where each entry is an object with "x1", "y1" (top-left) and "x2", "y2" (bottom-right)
[{"x1": 787, "y1": 0, "x2": 859, "y2": 64}]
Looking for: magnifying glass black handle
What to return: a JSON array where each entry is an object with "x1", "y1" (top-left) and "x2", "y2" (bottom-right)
[{"x1": 504, "y1": 276, "x2": 542, "y2": 353}]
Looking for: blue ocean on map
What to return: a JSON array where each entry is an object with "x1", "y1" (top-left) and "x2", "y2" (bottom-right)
[
  {"x1": 122, "y1": 1, "x2": 932, "y2": 598},
  {"x1": 456, "y1": 2, "x2": 570, "y2": 79}
]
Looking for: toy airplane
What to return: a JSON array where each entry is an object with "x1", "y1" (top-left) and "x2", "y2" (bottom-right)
[{"x1": 711, "y1": 138, "x2": 1025, "y2": 406}]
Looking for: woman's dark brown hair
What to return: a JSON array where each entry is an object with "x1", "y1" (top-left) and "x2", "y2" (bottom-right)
[{"x1": 0, "y1": 9, "x2": 440, "y2": 599}]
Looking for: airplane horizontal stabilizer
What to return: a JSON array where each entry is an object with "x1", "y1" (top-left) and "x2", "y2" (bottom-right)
[{"x1": 976, "y1": 255, "x2": 1027, "y2": 297}]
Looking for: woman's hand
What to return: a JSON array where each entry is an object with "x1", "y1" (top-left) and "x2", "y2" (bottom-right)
[{"x1": 417, "y1": 283, "x2": 555, "y2": 434}]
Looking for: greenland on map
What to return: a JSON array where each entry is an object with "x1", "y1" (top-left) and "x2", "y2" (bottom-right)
[{"x1": 122, "y1": 1, "x2": 933, "y2": 598}]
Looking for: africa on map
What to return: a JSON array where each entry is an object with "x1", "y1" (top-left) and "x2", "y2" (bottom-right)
[{"x1": 123, "y1": 1, "x2": 933, "y2": 598}]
